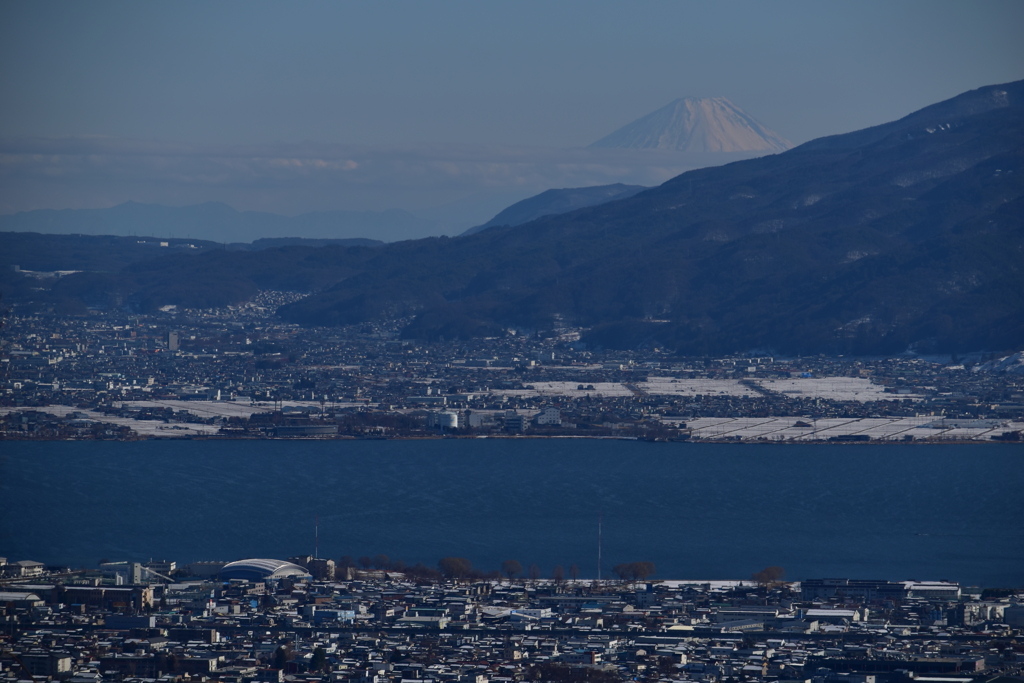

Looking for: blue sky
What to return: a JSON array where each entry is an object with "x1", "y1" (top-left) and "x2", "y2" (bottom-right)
[{"x1": 2, "y1": 0, "x2": 1022, "y2": 231}]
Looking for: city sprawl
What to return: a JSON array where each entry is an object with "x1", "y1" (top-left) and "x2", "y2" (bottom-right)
[
  {"x1": 1, "y1": 559, "x2": 1023, "y2": 683},
  {"x1": 1, "y1": 293, "x2": 1022, "y2": 441}
]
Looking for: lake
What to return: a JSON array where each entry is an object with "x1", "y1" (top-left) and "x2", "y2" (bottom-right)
[{"x1": 2, "y1": 439, "x2": 1021, "y2": 586}]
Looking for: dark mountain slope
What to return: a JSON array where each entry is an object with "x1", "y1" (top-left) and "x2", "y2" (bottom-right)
[
  {"x1": 279, "y1": 81, "x2": 1024, "y2": 354},
  {"x1": 30, "y1": 244, "x2": 380, "y2": 314},
  {"x1": 461, "y1": 183, "x2": 647, "y2": 236},
  {"x1": 799, "y1": 79, "x2": 1024, "y2": 152},
  {"x1": 0, "y1": 233, "x2": 225, "y2": 272}
]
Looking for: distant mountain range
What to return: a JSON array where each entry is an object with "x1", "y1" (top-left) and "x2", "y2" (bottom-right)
[
  {"x1": 590, "y1": 97, "x2": 792, "y2": 153},
  {"x1": 2, "y1": 97, "x2": 787, "y2": 245},
  {"x1": 0, "y1": 201, "x2": 435, "y2": 244},
  {"x1": 6, "y1": 80, "x2": 1023, "y2": 356},
  {"x1": 461, "y1": 183, "x2": 647, "y2": 236}
]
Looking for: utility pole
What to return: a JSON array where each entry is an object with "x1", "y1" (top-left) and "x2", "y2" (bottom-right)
[
  {"x1": 315, "y1": 514, "x2": 319, "y2": 560},
  {"x1": 597, "y1": 510, "x2": 603, "y2": 582}
]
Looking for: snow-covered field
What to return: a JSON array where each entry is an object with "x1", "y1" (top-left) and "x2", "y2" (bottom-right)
[
  {"x1": 491, "y1": 376, "x2": 910, "y2": 402},
  {"x1": 0, "y1": 405, "x2": 216, "y2": 437},
  {"x1": 122, "y1": 399, "x2": 262, "y2": 419},
  {"x1": 754, "y1": 377, "x2": 921, "y2": 402},
  {"x1": 119, "y1": 399, "x2": 365, "y2": 419},
  {"x1": 638, "y1": 377, "x2": 752, "y2": 397},
  {"x1": 1, "y1": 399, "x2": 352, "y2": 438},
  {"x1": 682, "y1": 416, "x2": 1021, "y2": 442}
]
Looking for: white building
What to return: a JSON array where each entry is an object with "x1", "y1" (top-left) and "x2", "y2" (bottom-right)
[
  {"x1": 468, "y1": 411, "x2": 499, "y2": 428},
  {"x1": 534, "y1": 407, "x2": 562, "y2": 426},
  {"x1": 428, "y1": 410, "x2": 460, "y2": 429}
]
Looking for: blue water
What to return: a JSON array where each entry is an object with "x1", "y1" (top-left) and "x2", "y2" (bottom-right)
[{"x1": 1, "y1": 440, "x2": 1022, "y2": 586}]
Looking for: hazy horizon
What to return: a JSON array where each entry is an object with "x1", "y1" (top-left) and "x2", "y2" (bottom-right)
[{"x1": 2, "y1": 0, "x2": 1023, "y2": 235}]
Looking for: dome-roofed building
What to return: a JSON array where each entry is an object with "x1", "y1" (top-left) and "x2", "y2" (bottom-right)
[{"x1": 220, "y1": 558, "x2": 310, "y2": 581}]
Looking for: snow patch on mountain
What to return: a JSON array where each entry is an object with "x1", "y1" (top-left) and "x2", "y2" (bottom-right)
[
  {"x1": 590, "y1": 97, "x2": 792, "y2": 154},
  {"x1": 973, "y1": 351, "x2": 1024, "y2": 374}
]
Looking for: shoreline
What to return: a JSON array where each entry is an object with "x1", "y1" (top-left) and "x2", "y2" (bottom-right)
[
  {"x1": 4, "y1": 404, "x2": 1021, "y2": 443},
  {"x1": 1, "y1": 433, "x2": 1019, "y2": 444}
]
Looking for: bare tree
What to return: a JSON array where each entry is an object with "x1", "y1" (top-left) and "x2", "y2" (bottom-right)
[
  {"x1": 612, "y1": 561, "x2": 656, "y2": 584},
  {"x1": 438, "y1": 557, "x2": 473, "y2": 581},
  {"x1": 751, "y1": 566, "x2": 785, "y2": 586},
  {"x1": 634, "y1": 561, "x2": 655, "y2": 581},
  {"x1": 528, "y1": 563, "x2": 541, "y2": 584},
  {"x1": 552, "y1": 565, "x2": 565, "y2": 584},
  {"x1": 502, "y1": 559, "x2": 523, "y2": 582},
  {"x1": 372, "y1": 554, "x2": 390, "y2": 570},
  {"x1": 569, "y1": 564, "x2": 580, "y2": 582}
]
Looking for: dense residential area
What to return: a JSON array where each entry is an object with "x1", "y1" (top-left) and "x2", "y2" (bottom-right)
[
  {"x1": 2, "y1": 558, "x2": 1023, "y2": 683},
  {"x1": 1, "y1": 296, "x2": 1022, "y2": 441}
]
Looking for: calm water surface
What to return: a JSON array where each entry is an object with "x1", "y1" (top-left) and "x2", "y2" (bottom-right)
[{"x1": 2, "y1": 440, "x2": 1021, "y2": 585}]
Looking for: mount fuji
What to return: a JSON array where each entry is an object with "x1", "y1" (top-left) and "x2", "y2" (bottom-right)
[{"x1": 590, "y1": 97, "x2": 792, "y2": 153}]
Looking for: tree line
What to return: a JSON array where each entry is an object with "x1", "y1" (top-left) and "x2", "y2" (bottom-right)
[
  {"x1": 332, "y1": 556, "x2": 785, "y2": 586},
  {"x1": 326, "y1": 554, "x2": 656, "y2": 583}
]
